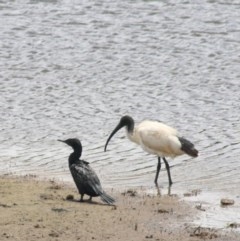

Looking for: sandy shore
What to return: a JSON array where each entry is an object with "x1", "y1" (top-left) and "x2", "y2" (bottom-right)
[{"x1": 0, "y1": 175, "x2": 239, "y2": 241}]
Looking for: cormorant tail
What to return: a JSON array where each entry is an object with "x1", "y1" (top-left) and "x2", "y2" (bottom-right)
[
  {"x1": 179, "y1": 137, "x2": 198, "y2": 157},
  {"x1": 100, "y1": 192, "x2": 115, "y2": 205}
]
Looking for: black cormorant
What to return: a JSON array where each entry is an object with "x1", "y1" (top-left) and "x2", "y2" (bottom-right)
[{"x1": 58, "y1": 138, "x2": 115, "y2": 205}]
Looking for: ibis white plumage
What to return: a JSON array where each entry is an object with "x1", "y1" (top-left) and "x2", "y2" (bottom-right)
[{"x1": 104, "y1": 115, "x2": 198, "y2": 186}]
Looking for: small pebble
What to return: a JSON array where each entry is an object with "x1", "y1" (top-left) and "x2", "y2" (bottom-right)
[
  {"x1": 157, "y1": 209, "x2": 169, "y2": 214},
  {"x1": 227, "y1": 222, "x2": 240, "y2": 228},
  {"x1": 66, "y1": 194, "x2": 74, "y2": 200},
  {"x1": 220, "y1": 198, "x2": 234, "y2": 206},
  {"x1": 145, "y1": 234, "x2": 153, "y2": 239}
]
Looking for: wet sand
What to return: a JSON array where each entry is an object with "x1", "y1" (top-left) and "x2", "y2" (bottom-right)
[{"x1": 0, "y1": 175, "x2": 239, "y2": 241}]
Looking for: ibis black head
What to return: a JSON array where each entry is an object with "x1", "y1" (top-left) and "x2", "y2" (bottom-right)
[
  {"x1": 104, "y1": 115, "x2": 134, "y2": 152},
  {"x1": 58, "y1": 138, "x2": 82, "y2": 151}
]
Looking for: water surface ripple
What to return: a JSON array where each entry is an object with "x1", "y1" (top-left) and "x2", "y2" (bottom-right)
[{"x1": 0, "y1": 0, "x2": 240, "y2": 206}]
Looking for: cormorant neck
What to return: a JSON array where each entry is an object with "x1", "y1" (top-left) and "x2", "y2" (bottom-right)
[{"x1": 68, "y1": 148, "x2": 82, "y2": 166}]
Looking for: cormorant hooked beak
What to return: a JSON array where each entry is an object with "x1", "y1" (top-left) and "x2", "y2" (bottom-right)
[
  {"x1": 58, "y1": 139, "x2": 66, "y2": 143},
  {"x1": 58, "y1": 138, "x2": 82, "y2": 152},
  {"x1": 104, "y1": 121, "x2": 125, "y2": 152}
]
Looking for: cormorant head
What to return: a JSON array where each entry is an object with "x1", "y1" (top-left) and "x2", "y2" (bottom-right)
[
  {"x1": 104, "y1": 115, "x2": 134, "y2": 152},
  {"x1": 58, "y1": 138, "x2": 82, "y2": 151}
]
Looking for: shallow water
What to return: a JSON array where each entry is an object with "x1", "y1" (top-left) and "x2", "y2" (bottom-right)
[{"x1": 0, "y1": 0, "x2": 240, "y2": 229}]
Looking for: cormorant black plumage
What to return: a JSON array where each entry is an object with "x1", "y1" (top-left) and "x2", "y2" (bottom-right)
[{"x1": 58, "y1": 138, "x2": 115, "y2": 205}]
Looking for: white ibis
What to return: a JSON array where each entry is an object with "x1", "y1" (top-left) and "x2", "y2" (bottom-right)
[
  {"x1": 58, "y1": 138, "x2": 115, "y2": 205},
  {"x1": 104, "y1": 115, "x2": 198, "y2": 186}
]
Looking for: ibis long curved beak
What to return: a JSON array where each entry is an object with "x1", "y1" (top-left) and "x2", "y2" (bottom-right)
[{"x1": 104, "y1": 122, "x2": 125, "y2": 152}]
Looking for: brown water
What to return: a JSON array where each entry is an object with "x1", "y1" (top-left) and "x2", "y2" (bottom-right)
[{"x1": 0, "y1": 0, "x2": 240, "y2": 229}]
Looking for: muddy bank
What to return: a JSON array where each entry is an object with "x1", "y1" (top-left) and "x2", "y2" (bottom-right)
[{"x1": 0, "y1": 175, "x2": 239, "y2": 241}]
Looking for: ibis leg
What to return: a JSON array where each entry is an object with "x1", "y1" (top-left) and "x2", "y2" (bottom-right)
[
  {"x1": 155, "y1": 182, "x2": 161, "y2": 196},
  {"x1": 154, "y1": 157, "x2": 161, "y2": 184},
  {"x1": 163, "y1": 157, "x2": 173, "y2": 186}
]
